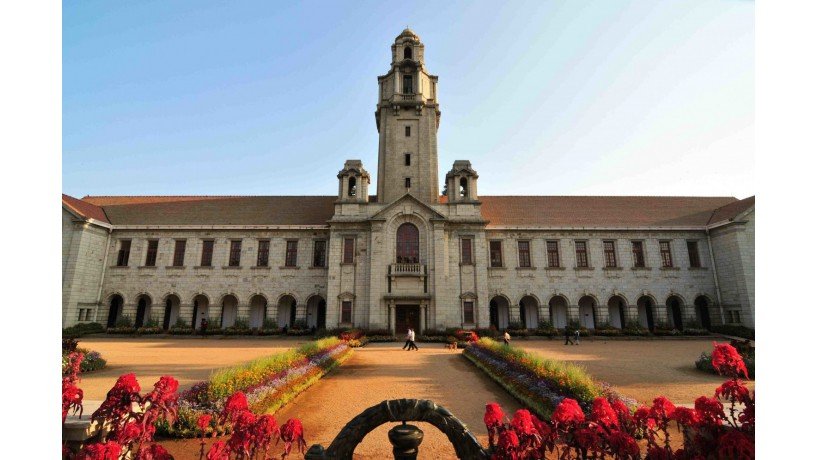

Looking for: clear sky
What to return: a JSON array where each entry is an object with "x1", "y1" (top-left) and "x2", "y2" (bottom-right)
[{"x1": 63, "y1": 0, "x2": 754, "y2": 199}]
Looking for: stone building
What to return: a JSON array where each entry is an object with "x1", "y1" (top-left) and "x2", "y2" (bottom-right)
[{"x1": 62, "y1": 29, "x2": 755, "y2": 333}]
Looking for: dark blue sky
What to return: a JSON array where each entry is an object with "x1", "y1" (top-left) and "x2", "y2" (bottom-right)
[{"x1": 63, "y1": 0, "x2": 753, "y2": 198}]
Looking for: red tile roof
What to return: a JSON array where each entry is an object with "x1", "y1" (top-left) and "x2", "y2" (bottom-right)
[
  {"x1": 62, "y1": 194, "x2": 109, "y2": 223},
  {"x1": 65, "y1": 194, "x2": 753, "y2": 229}
]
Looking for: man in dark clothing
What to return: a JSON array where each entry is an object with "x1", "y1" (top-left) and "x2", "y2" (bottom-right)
[
  {"x1": 200, "y1": 318, "x2": 208, "y2": 336},
  {"x1": 564, "y1": 327, "x2": 574, "y2": 345}
]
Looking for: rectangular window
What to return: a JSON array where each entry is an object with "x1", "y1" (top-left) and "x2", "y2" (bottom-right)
[
  {"x1": 144, "y1": 240, "x2": 159, "y2": 267},
  {"x1": 728, "y1": 310, "x2": 741, "y2": 324},
  {"x1": 256, "y1": 240, "x2": 270, "y2": 267},
  {"x1": 517, "y1": 241, "x2": 531, "y2": 268},
  {"x1": 603, "y1": 240, "x2": 617, "y2": 268},
  {"x1": 403, "y1": 74, "x2": 413, "y2": 94},
  {"x1": 405, "y1": 177, "x2": 411, "y2": 188},
  {"x1": 489, "y1": 240, "x2": 503, "y2": 268},
  {"x1": 460, "y1": 238, "x2": 473, "y2": 265},
  {"x1": 463, "y1": 301, "x2": 475, "y2": 324},
  {"x1": 229, "y1": 240, "x2": 242, "y2": 267},
  {"x1": 77, "y1": 308, "x2": 88, "y2": 321},
  {"x1": 405, "y1": 153, "x2": 411, "y2": 166},
  {"x1": 200, "y1": 240, "x2": 214, "y2": 267},
  {"x1": 575, "y1": 241, "x2": 588, "y2": 268},
  {"x1": 546, "y1": 241, "x2": 560, "y2": 268},
  {"x1": 313, "y1": 240, "x2": 327, "y2": 267},
  {"x1": 116, "y1": 240, "x2": 131, "y2": 266},
  {"x1": 172, "y1": 240, "x2": 186, "y2": 267},
  {"x1": 405, "y1": 126, "x2": 411, "y2": 137},
  {"x1": 687, "y1": 240, "x2": 701, "y2": 268},
  {"x1": 631, "y1": 241, "x2": 645, "y2": 268},
  {"x1": 660, "y1": 240, "x2": 673, "y2": 268},
  {"x1": 285, "y1": 240, "x2": 298, "y2": 267},
  {"x1": 341, "y1": 301, "x2": 353, "y2": 323},
  {"x1": 343, "y1": 238, "x2": 355, "y2": 264}
]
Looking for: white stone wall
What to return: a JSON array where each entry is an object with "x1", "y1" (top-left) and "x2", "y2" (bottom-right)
[
  {"x1": 709, "y1": 210, "x2": 755, "y2": 327},
  {"x1": 62, "y1": 209, "x2": 109, "y2": 327},
  {"x1": 98, "y1": 229, "x2": 330, "y2": 328}
]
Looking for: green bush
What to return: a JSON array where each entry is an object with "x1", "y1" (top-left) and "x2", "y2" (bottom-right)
[
  {"x1": 696, "y1": 350, "x2": 755, "y2": 379},
  {"x1": 62, "y1": 322, "x2": 105, "y2": 338},
  {"x1": 710, "y1": 325, "x2": 755, "y2": 340},
  {"x1": 115, "y1": 315, "x2": 133, "y2": 328}
]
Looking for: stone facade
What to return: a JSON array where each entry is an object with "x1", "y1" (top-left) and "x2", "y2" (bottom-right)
[{"x1": 61, "y1": 29, "x2": 755, "y2": 331}]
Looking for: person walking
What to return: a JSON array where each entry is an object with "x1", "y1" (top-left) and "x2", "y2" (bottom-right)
[
  {"x1": 408, "y1": 328, "x2": 419, "y2": 351},
  {"x1": 200, "y1": 317, "x2": 208, "y2": 336},
  {"x1": 503, "y1": 330, "x2": 511, "y2": 346},
  {"x1": 564, "y1": 326, "x2": 574, "y2": 345},
  {"x1": 402, "y1": 328, "x2": 412, "y2": 350},
  {"x1": 575, "y1": 328, "x2": 581, "y2": 345}
]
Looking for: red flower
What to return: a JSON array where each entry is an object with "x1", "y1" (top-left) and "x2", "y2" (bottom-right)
[
  {"x1": 551, "y1": 398, "x2": 585, "y2": 426},
  {"x1": 590, "y1": 397, "x2": 619, "y2": 428},
  {"x1": 134, "y1": 443, "x2": 173, "y2": 460},
  {"x1": 62, "y1": 379, "x2": 84, "y2": 423},
  {"x1": 75, "y1": 441, "x2": 122, "y2": 460},
  {"x1": 672, "y1": 407, "x2": 700, "y2": 427},
  {"x1": 206, "y1": 441, "x2": 229, "y2": 460},
  {"x1": 715, "y1": 379, "x2": 750, "y2": 404},
  {"x1": 484, "y1": 402, "x2": 505, "y2": 446},
  {"x1": 497, "y1": 428, "x2": 520, "y2": 450},
  {"x1": 711, "y1": 342, "x2": 749, "y2": 378},
  {"x1": 650, "y1": 396, "x2": 676, "y2": 420},
  {"x1": 717, "y1": 430, "x2": 754, "y2": 459},
  {"x1": 607, "y1": 430, "x2": 640, "y2": 458},
  {"x1": 633, "y1": 406, "x2": 655, "y2": 429},
  {"x1": 196, "y1": 414, "x2": 212, "y2": 433},
  {"x1": 645, "y1": 445, "x2": 674, "y2": 460},
  {"x1": 253, "y1": 414, "x2": 281, "y2": 445},
  {"x1": 114, "y1": 373, "x2": 141, "y2": 394},
  {"x1": 510, "y1": 409, "x2": 536, "y2": 436},
  {"x1": 280, "y1": 418, "x2": 307, "y2": 458},
  {"x1": 116, "y1": 421, "x2": 143, "y2": 444},
  {"x1": 611, "y1": 399, "x2": 632, "y2": 423},
  {"x1": 574, "y1": 426, "x2": 602, "y2": 452},
  {"x1": 694, "y1": 396, "x2": 724, "y2": 426},
  {"x1": 224, "y1": 392, "x2": 248, "y2": 418}
]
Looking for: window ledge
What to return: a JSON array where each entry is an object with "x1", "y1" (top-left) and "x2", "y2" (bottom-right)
[
  {"x1": 459, "y1": 262, "x2": 475, "y2": 267},
  {"x1": 194, "y1": 266, "x2": 214, "y2": 270},
  {"x1": 660, "y1": 266, "x2": 681, "y2": 271},
  {"x1": 631, "y1": 267, "x2": 652, "y2": 271},
  {"x1": 279, "y1": 266, "x2": 300, "y2": 270},
  {"x1": 251, "y1": 266, "x2": 271, "y2": 270},
  {"x1": 309, "y1": 266, "x2": 328, "y2": 270},
  {"x1": 138, "y1": 266, "x2": 158, "y2": 269},
  {"x1": 573, "y1": 267, "x2": 595, "y2": 271},
  {"x1": 488, "y1": 266, "x2": 506, "y2": 270},
  {"x1": 516, "y1": 266, "x2": 536, "y2": 270},
  {"x1": 222, "y1": 265, "x2": 243, "y2": 269},
  {"x1": 340, "y1": 262, "x2": 356, "y2": 266},
  {"x1": 545, "y1": 266, "x2": 566, "y2": 270},
  {"x1": 109, "y1": 265, "x2": 130, "y2": 269},
  {"x1": 688, "y1": 266, "x2": 708, "y2": 271},
  {"x1": 164, "y1": 266, "x2": 185, "y2": 270},
  {"x1": 602, "y1": 267, "x2": 623, "y2": 271}
]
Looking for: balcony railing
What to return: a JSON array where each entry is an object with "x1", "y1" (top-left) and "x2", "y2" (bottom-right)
[{"x1": 390, "y1": 263, "x2": 425, "y2": 275}]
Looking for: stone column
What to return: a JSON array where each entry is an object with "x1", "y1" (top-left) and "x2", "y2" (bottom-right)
[
  {"x1": 237, "y1": 302, "x2": 250, "y2": 324},
  {"x1": 179, "y1": 303, "x2": 194, "y2": 328},
  {"x1": 419, "y1": 304, "x2": 427, "y2": 335},
  {"x1": 269, "y1": 303, "x2": 279, "y2": 328},
  {"x1": 389, "y1": 303, "x2": 396, "y2": 334},
  {"x1": 540, "y1": 303, "x2": 550, "y2": 327},
  {"x1": 210, "y1": 302, "x2": 223, "y2": 327}
]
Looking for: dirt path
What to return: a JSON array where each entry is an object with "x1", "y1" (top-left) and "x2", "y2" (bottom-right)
[
  {"x1": 516, "y1": 339, "x2": 755, "y2": 404},
  {"x1": 77, "y1": 337, "x2": 309, "y2": 400},
  {"x1": 163, "y1": 343, "x2": 521, "y2": 459}
]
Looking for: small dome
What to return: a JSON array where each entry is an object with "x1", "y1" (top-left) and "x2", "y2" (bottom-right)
[{"x1": 397, "y1": 28, "x2": 420, "y2": 41}]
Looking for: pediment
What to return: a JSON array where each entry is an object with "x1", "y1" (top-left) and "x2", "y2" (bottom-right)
[{"x1": 369, "y1": 193, "x2": 446, "y2": 221}]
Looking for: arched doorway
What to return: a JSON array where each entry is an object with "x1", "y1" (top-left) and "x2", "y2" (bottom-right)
[
  {"x1": 306, "y1": 295, "x2": 327, "y2": 330},
  {"x1": 162, "y1": 295, "x2": 180, "y2": 330},
  {"x1": 192, "y1": 294, "x2": 209, "y2": 330},
  {"x1": 666, "y1": 295, "x2": 684, "y2": 330},
  {"x1": 549, "y1": 295, "x2": 568, "y2": 329},
  {"x1": 519, "y1": 296, "x2": 539, "y2": 329},
  {"x1": 221, "y1": 295, "x2": 238, "y2": 328},
  {"x1": 249, "y1": 295, "x2": 267, "y2": 329},
  {"x1": 278, "y1": 295, "x2": 297, "y2": 328},
  {"x1": 607, "y1": 295, "x2": 627, "y2": 329},
  {"x1": 396, "y1": 223, "x2": 420, "y2": 263},
  {"x1": 694, "y1": 295, "x2": 712, "y2": 330},
  {"x1": 637, "y1": 296, "x2": 656, "y2": 330},
  {"x1": 578, "y1": 296, "x2": 597, "y2": 330},
  {"x1": 134, "y1": 294, "x2": 152, "y2": 328},
  {"x1": 106, "y1": 295, "x2": 123, "y2": 328},
  {"x1": 489, "y1": 296, "x2": 510, "y2": 329}
]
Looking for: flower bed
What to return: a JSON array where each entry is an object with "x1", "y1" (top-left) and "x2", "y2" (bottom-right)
[
  {"x1": 62, "y1": 339, "x2": 106, "y2": 374},
  {"x1": 463, "y1": 338, "x2": 632, "y2": 418},
  {"x1": 161, "y1": 337, "x2": 352, "y2": 437}
]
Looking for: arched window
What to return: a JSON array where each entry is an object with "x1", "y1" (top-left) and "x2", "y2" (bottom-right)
[
  {"x1": 404, "y1": 47, "x2": 412, "y2": 60},
  {"x1": 396, "y1": 223, "x2": 419, "y2": 263},
  {"x1": 459, "y1": 177, "x2": 468, "y2": 198},
  {"x1": 348, "y1": 177, "x2": 357, "y2": 196}
]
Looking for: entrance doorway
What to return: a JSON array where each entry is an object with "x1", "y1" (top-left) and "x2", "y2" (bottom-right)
[
  {"x1": 695, "y1": 296, "x2": 712, "y2": 330},
  {"x1": 395, "y1": 305, "x2": 420, "y2": 334}
]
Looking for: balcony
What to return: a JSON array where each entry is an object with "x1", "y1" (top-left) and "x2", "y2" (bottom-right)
[{"x1": 389, "y1": 263, "x2": 425, "y2": 276}]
